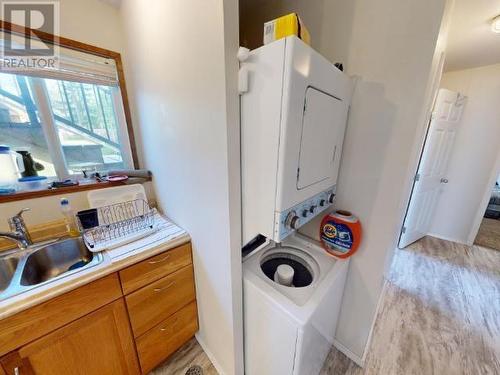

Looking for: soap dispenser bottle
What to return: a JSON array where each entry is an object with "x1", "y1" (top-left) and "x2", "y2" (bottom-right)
[{"x1": 60, "y1": 198, "x2": 80, "y2": 237}]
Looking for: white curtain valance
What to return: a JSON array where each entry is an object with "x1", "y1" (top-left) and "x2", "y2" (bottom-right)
[{"x1": 0, "y1": 31, "x2": 118, "y2": 86}]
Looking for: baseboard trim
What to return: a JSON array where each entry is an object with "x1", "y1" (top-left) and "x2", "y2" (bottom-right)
[
  {"x1": 333, "y1": 338, "x2": 364, "y2": 367},
  {"x1": 195, "y1": 333, "x2": 226, "y2": 375}
]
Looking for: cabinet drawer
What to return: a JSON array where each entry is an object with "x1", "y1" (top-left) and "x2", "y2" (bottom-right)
[
  {"x1": 125, "y1": 265, "x2": 196, "y2": 337},
  {"x1": 136, "y1": 301, "x2": 198, "y2": 374},
  {"x1": 119, "y1": 242, "x2": 192, "y2": 295}
]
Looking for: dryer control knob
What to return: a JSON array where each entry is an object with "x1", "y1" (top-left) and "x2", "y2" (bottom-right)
[
  {"x1": 309, "y1": 205, "x2": 317, "y2": 213},
  {"x1": 319, "y1": 200, "x2": 326, "y2": 207},
  {"x1": 290, "y1": 216, "x2": 300, "y2": 229},
  {"x1": 285, "y1": 212, "x2": 300, "y2": 230},
  {"x1": 328, "y1": 193, "x2": 336, "y2": 204},
  {"x1": 302, "y1": 209, "x2": 309, "y2": 218}
]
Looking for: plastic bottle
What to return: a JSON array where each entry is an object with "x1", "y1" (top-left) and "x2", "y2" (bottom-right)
[
  {"x1": 60, "y1": 198, "x2": 80, "y2": 237},
  {"x1": 319, "y1": 210, "x2": 362, "y2": 259}
]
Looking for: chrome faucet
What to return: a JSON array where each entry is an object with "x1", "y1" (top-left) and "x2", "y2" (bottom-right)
[{"x1": 0, "y1": 208, "x2": 33, "y2": 250}]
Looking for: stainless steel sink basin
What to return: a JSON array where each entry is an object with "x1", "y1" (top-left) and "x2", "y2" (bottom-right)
[
  {"x1": 20, "y1": 238, "x2": 95, "y2": 286},
  {"x1": 0, "y1": 257, "x2": 18, "y2": 293},
  {"x1": 0, "y1": 237, "x2": 103, "y2": 301}
]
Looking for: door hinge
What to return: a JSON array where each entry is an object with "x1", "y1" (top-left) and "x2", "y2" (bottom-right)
[
  {"x1": 303, "y1": 101, "x2": 307, "y2": 113},
  {"x1": 296, "y1": 168, "x2": 300, "y2": 180},
  {"x1": 401, "y1": 226, "x2": 406, "y2": 234},
  {"x1": 414, "y1": 173, "x2": 420, "y2": 182}
]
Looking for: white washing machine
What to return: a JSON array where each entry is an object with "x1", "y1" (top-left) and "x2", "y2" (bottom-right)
[{"x1": 243, "y1": 234, "x2": 349, "y2": 375}]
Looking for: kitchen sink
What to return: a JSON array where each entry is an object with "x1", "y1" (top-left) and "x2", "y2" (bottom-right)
[
  {"x1": 0, "y1": 237, "x2": 103, "y2": 301},
  {"x1": 21, "y1": 238, "x2": 95, "y2": 286},
  {"x1": 0, "y1": 257, "x2": 18, "y2": 293}
]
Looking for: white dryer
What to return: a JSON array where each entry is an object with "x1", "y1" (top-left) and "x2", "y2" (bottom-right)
[
  {"x1": 241, "y1": 36, "x2": 354, "y2": 245},
  {"x1": 243, "y1": 234, "x2": 349, "y2": 375}
]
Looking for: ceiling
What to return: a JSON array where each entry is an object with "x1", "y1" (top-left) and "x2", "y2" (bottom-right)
[{"x1": 444, "y1": 0, "x2": 500, "y2": 72}]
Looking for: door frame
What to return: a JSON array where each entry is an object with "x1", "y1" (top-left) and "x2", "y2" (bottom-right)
[
  {"x1": 391, "y1": 0, "x2": 456, "y2": 254},
  {"x1": 397, "y1": 113, "x2": 434, "y2": 248},
  {"x1": 467, "y1": 150, "x2": 500, "y2": 245},
  {"x1": 395, "y1": 52, "x2": 446, "y2": 249}
]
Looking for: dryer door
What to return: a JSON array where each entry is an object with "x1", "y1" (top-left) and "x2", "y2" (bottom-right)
[{"x1": 297, "y1": 87, "x2": 345, "y2": 190}]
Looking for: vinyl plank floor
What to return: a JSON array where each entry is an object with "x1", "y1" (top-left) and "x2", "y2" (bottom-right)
[
  {"x1": 321, "y1": 236, "x2": 500, "y2": 375},
  {"x1": 474, "y1": 218, "x2": 500, "y2": 251},
  {"x1": 150, "y1": 236, "x2": 500, "y2": 374},
  {"x1": 150, "y1": 338, "x2": 218, "y2": 375}
]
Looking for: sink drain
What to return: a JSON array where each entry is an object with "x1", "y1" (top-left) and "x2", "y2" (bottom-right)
[{"x1": 186, "y1": 365, "x2": 203, "y2": 375}]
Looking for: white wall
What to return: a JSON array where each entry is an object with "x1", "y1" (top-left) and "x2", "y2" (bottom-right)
[
  {"x1": 318, "y1": 0, "x2": 447, "y2": 362},
  {"x1": 240, "y1": 0, "x2": 447, "y2": 362},
  {"x1": 58, "y1": 0, "x2": 124, "y2": 52},
  {"x1": 430, "y1": 63, "x2": 500, "y2": 244},
  {"x1": 120, "y1": 1, "x2": 243, "y2": 374}
]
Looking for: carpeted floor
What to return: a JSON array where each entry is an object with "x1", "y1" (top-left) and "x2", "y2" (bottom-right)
[
  {"x1": 474, "y1": 217, "x2": 500, "y2": 251},
  {"x1": 320, "y1": 236, "x2": 500, "y2": 374}
]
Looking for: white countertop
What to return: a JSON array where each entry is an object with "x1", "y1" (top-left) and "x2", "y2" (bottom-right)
[{"x1": 0, "y1": 215, "x2": 190, "y2": 321}]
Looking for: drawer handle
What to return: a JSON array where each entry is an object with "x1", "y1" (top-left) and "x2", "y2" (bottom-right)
[
  {"x1": 160, "y1": 318, "x2": 178, "y2": 332},
  {"x1": 154, "y1": 281, "x2": 176, "y2": 293},
  {"x1": 148, "y1": 254, "x2": 171, "y2": 264}
]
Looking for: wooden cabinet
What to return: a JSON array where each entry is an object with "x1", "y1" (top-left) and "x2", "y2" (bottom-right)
[
  {"x1": 126, "y1": 265, "x2": 196, "y2": 338},
  {"x1": 0, "y1": 274, "x2": 122, "y2": 357},
  {"x1": 119, "y1": 242, "x2": 192, "y2": 295},
  {"x1": 123, "y1": 243, "x2": 197, "y2": 373},
  {"x1": 0, "y1": 242, "x2": 197, "y2": 375},
  {"x1": 1, "y1": 299, "x2": 139, "y2": 375},
  {"x1": 137, "y1": 301, "x2": 198, "y2": 374}
]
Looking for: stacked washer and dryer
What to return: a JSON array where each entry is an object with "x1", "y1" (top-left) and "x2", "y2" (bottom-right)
[{"x1": 241, "y1": 36, "x2": 354, "y2": 375}]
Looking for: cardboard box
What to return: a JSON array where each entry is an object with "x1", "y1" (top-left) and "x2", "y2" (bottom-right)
[{"x1": 263, "y1": 13, "x2": 311, "y2": 46}]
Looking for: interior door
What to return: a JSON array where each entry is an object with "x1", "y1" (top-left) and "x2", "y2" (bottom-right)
[
  {"x1": 399, "y1": 89, "x2": 467, "y2": 248},
  {"x1": 297, "y1": 87, "x2": 345, "y2": 189}
]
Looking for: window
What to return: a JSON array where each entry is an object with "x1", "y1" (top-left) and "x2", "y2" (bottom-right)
[{"x1": 0, "y1": 29, "x2": 135, "y2": 182}]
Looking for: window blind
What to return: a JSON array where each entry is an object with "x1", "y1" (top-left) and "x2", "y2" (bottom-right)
[{"x1": 0, "y1": 31, "x2": 118, "y2": 86}]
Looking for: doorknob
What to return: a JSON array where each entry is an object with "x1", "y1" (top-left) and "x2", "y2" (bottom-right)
[{"x1": 440, "y1": 178, "x2": 449, "y2": 184}]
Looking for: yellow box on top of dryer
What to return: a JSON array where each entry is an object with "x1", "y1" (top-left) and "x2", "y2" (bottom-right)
[{"x1": 263, "y1": 13, "x2": 311, "y2": 46}]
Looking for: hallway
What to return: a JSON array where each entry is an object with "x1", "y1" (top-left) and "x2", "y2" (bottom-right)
[
  {"x1": 321, "y1": 236, "x2": 500, "y2": 375},
  {"x1": 475, "y1": 218, "x2": 500, "y2": 251}
]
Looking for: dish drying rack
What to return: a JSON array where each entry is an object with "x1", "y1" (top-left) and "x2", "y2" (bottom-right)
[{"x1": 78, "y1": 199, "x2": 157, "y2": 252}]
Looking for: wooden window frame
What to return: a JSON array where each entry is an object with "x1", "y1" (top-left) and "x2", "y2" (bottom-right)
[{"x1": 0, "y1": 21, "x2": 140, "y2": 203}]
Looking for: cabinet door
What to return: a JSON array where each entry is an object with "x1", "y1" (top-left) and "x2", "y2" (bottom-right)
[{"x1": 2, "y1": 299, "x2": 140, "y2": 375}]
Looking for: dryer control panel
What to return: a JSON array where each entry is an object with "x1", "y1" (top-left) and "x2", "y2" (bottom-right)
[{"x1": 274, "y1": 186, "x2": 336, "y2": 242}]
